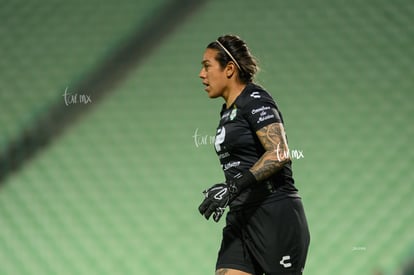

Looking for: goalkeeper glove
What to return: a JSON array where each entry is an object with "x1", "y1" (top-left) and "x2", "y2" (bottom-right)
[{"x1": 198, "y1": 171, "x2": 257, "y2": 222}]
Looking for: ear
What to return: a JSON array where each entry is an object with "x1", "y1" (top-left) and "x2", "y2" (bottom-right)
[{"x1": 225, "y1": 62, "x2": 236, "y2": 79}]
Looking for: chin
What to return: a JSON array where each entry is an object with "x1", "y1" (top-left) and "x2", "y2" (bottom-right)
[
  {"x1": 208, "y1": 94, "x2": 221, "y2": 99},
  {"x1": 207, "y1": 90, "x2": 221, "y2": 99}
]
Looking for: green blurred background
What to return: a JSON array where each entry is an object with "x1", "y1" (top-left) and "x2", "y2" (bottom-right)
[{"x1": 0, "y1": 0, "x2": 413, "y2": 274}]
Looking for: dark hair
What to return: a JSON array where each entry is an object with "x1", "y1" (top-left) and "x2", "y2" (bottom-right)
[{"x1": 207, "y1": 34, "x2": 259, "y2": 84}]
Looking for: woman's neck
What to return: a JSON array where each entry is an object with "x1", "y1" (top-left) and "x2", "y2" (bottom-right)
[{"x1": 223, "y1": 82, "x2": 247, "y2": 109}]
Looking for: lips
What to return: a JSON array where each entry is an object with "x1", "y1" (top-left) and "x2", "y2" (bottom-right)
[{"x1": 203, "y1": 82, "x2": 209, "y2": 91}]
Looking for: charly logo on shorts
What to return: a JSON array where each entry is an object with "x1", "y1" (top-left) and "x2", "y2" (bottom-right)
[{"x1": 279, "y1": 255, "x2": 292, "y2": 268}]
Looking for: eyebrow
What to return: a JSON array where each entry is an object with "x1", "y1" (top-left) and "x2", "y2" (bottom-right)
[{"x1": 201, "y1": 60, "x2": 210, "y2": 65}]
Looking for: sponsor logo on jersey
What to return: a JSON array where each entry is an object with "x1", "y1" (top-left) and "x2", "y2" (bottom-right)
[
  {"x1": 215, "y1": 126, "x2": 226, "y2": 152},
  {"x1": 218, "y1": 152, "x2": 230, "y2": 159},
  {"x1": 251, "y1": 106, "x2": 271, "y2": 115},
  {"x1": 255, "y1": 107, "x2": 277, "y2": 124},
  {"x1": 250, "y1": 91, "x2": 261, "y2": 99},
  {"x1": 222, "y1": 161, "x2": 241, "y2": 171},
  {"x1": 257, "y1": 114, "x2": 275, "y2": 123}
]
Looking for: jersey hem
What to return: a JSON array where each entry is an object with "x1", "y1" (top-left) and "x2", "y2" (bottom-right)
[{"x1": 229, "y1": 192, "x2": 301, "y2": 212}]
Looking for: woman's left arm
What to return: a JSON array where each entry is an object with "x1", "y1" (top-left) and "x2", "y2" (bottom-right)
[{"x1": 250, "y1": 122, "x2": 291, "y2": 181}]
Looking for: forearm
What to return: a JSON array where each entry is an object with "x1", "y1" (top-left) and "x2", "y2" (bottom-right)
[
  {"x1": 249, "y1": 123, "x2": 290, "y2": 182},
  {"x1": 250, "y1": 150, "x2": 290, "y2": 182}
]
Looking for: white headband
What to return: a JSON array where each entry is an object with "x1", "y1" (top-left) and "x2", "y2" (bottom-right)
[{"x1": 216, "y1": 40, "x2": 242, "y2": 71}]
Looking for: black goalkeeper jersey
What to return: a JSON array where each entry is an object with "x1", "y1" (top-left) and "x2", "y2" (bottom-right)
[{"x1": 214, "y1": 83, "x2": 299, "y2": 209}]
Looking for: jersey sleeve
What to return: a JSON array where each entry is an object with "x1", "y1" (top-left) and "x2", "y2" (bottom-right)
[{"x1": 242, "y1": 94, "x2": 282, "y2": 132}]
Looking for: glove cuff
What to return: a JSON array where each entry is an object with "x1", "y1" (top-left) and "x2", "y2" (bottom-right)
[{"x1": 228, "y1": 170, "x2": 257, "y2": 196}]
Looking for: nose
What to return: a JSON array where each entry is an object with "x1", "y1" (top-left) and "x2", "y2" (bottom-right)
[{"x1": 199, "y1": 68, "x2": 206, "y2": 79}]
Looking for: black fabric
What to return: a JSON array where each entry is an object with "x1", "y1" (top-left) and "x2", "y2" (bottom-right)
[
  {"x1": 216, "y1": 198, "x2": 310, "y2": 275},
  {"x1": 228, "y1": 170, "x2": 257, "y2": 195},
  {"x1": 214, "y1": 83, "x2": 298, "y2": 210}
]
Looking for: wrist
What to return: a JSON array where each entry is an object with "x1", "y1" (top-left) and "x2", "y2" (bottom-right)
[{"x1": 228, "y1": 170, "x2": 257, "y2": 195}]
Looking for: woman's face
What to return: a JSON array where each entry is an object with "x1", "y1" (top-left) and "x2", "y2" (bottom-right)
[{"x1": 199, "y1": 48, "x2": 229, "y2": 98}]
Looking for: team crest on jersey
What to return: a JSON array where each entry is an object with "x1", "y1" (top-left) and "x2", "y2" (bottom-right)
[{"x1": 230, "y1": 107, "x2": 237, "y2": 120}]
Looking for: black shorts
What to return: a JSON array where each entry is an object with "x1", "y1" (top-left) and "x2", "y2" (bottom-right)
[{"x1": 216, "y1": 198, "x2": 310, "y2": 275}]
